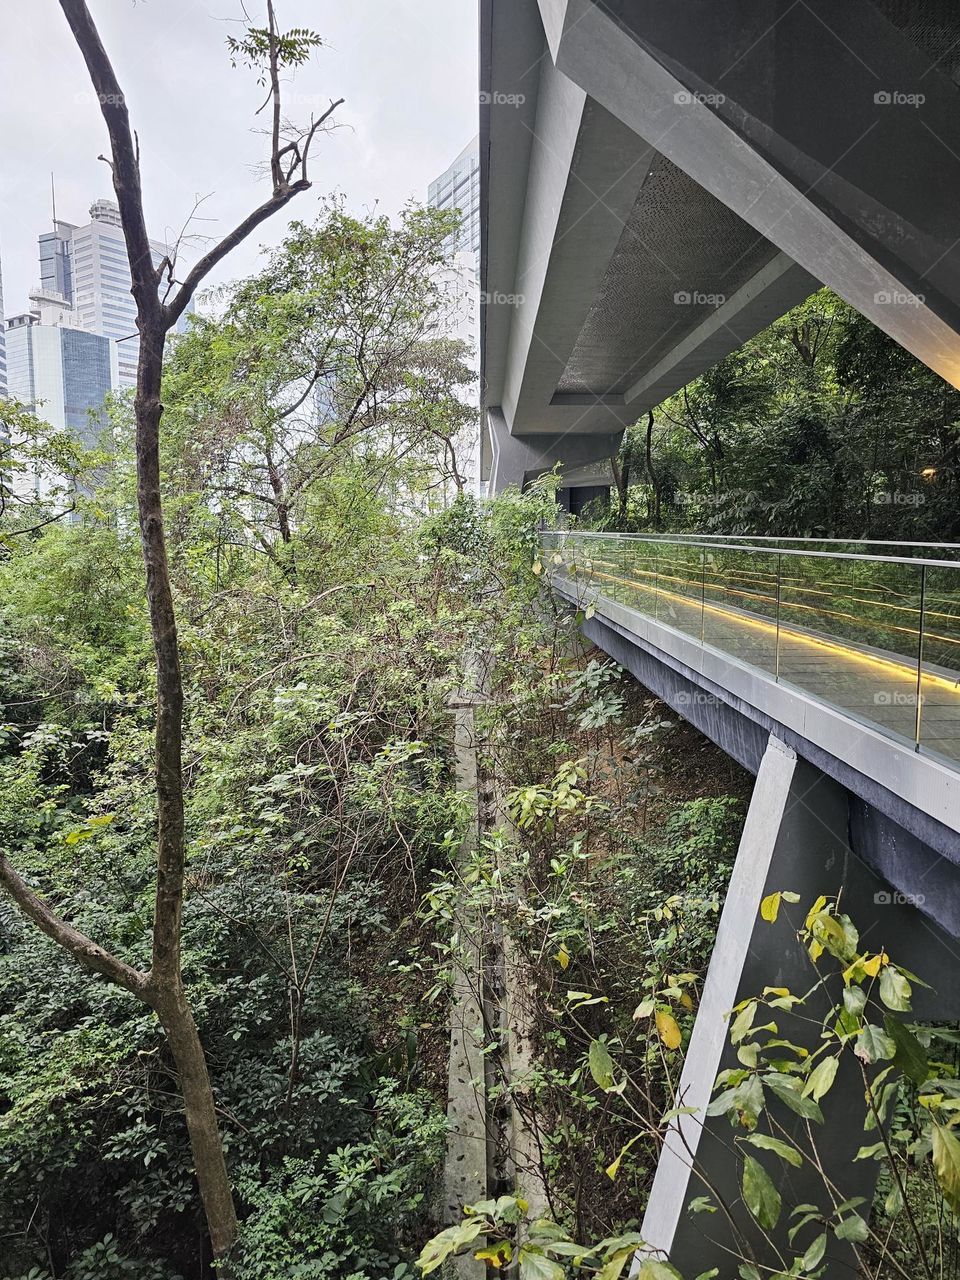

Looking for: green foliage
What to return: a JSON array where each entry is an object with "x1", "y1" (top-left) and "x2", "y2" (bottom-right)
[
  {"x1": 233, "y1": 1082, "x2": 447, "y2": 1280},
  {"x1": 423, "y1": 892, "x2": 960, "y2": 1277},
  {"x1": 595, "y1": 290, "x2": 960, "y2": 538}
]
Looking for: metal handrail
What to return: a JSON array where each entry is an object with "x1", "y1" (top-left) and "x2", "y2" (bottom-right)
[
  {"x1": 636, "y1": 533, "x2": 960, "y2": 552},
  {"x1": 542, "y1": 531, "x2": 960, "y2": 761},
  {"x1": 542, "y1": 530, "x2": 960, "y2": 571}
]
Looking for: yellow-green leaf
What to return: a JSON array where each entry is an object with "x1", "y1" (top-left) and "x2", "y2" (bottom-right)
[
  {"x1": 932, "y1": 1123, "x2": 960, "y2": 1211},
  {"x1": 760, "y1": 892, "x2": 781, "y2": 923},
  {"x1": 803, "y1": 1054, "x2": 839, "y2": 1102},
  {"x1": 475, "y1": 1242, "x2": 513, "y2": 1269},
  {"x1": 656, "y1": 1010, "x2": 682, "y2": 1051}
]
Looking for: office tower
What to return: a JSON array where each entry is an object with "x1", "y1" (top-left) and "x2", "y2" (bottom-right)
[
  {"x1": 428, "y1": 140, "x2": 482, "y2": 493},
  {"x1": 5, "y1": 290, "x2": 117, "y2": 449},
  {"x1": 428, "y1": 137, "x2": 481, "y2": 279},
  {"x1": 37, "y1": 198, "x2": 174, "y2": 387}
]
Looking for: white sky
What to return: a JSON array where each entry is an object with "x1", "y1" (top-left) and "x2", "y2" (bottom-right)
[{"x1": 0, "y1": 0, "x2": 478, "y2": 313}]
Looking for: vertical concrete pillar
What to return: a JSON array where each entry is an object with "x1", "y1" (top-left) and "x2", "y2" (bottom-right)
[
  {"x1": 639, "y1": 735, "x2": 960, "y2": 1277},
  {"x1": 443, "y1": 696, "x2": 488, "y2": 1280}
]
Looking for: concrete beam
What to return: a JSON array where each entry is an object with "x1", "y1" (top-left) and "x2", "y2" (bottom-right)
[
  {"x1": 486, "y1": 406, "x2": 621, "y2": 493},
  {"x1": 541, "y1": 0, "x2": 960, "y2": 388},
  {"x1": 623, "y1": 253, "x2": 818, "y2": 414},
  {"x1": 499, "y1": 63, "x2": 656, "y2": 435}
]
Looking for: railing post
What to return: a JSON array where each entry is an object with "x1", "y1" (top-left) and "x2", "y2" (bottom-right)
[
  {"x1": 700, "y1": 549, "x2": 706, "y2": 643},
  {"x1": 914, "y1": 562, "x2": 926, "y2": 752},
  {"x1": 775, "y1": 553, "x2": 782, "y2": 682}
]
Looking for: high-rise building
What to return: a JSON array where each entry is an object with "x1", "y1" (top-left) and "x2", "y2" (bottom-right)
[
  {"x1": 428, "y1": 140, "x2": 482, "y2": 493},
  {"x1": 37, "y1": 198, "x2": 174, "y2": 387},
  {"x1": 428, "y1": 137, "x2": 480, "y2": 279},
  {"x1": 5, "y1": 290, "x2": 117, "y2": 449}
]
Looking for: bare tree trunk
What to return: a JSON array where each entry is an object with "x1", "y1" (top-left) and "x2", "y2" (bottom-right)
[
  {"x1": 155, "y1": 989, "x2": 239, "y2": 1259},
  {"x1": 136, "y1": 321, "x2": 240, "y2": 1255}
]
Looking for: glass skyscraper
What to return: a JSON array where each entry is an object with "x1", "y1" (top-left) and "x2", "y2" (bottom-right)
[
  {"x1": 5, "y1": 298, "x2": 117, "y2": 446},
  {"x1": 428, "y1": 139, "x2": 482, "y2": 492},
  {"x1": 37, "y1": 199, "x2": 174, "y2": 387},
  {"x1": 428, "y1": 137, "x2": 481, "y2": 280}
]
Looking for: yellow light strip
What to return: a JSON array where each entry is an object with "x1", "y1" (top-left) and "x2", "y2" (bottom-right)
[
  {"x1": 586, "y1": 556, "x2": 960, "y2": 652},
  {"x1": 561, "y1": 562, "x2": 960, "y2": 698}
]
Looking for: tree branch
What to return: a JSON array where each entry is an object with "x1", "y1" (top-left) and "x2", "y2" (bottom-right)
[
  {"x1": 59, "y1": 0, "x2": 160, "y2": 324},
  {"x1": 0, "y1": 855, "x2": 150, "y2": 997}
]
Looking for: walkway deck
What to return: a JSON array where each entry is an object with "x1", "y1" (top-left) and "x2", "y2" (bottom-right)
[{"x1": 553, "y1": 556, "x2": 960, "y2": 767}]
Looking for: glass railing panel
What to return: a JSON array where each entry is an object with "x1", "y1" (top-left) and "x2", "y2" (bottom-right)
[
  {"x1": 702, "y1": 547, "x2": 779, "y2": 676},
  {"x1": 918, "y1": 564, "x2": 960, "y2": 765},
  {"x1": 599, "y1": 536, "x2": 622, "y2": 606},
  {"x1": 651, "y1": 541, "x2": 704, "y2": 639},
  {"x1": 777, "y1": 553, "x2": 923, "y2": 746},
  {"x1": 619, "y1": 538, "x2": 659, "y2": 614}
]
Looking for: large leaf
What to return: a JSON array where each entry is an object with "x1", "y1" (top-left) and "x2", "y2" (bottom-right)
[
  {"x1": 879, "y1": 966, "x2": 912, "y2": 1012},
  {"x1": 418, "y1": 1219, "x2": 485, "y2": 1275},
  {"x1": 742, "y1": 1155, "x2": 781, "y2": 1229},
  {"x1": 855, "y1": 1024, "x2": 896, "y2": 1064},
  {"x1": 656, "y1": 1009, "x2": 682, "y2": 1051},
  {"x1": 803, "y1": 1055, "x2": 839, "y2": 1102},
  {"x1": 475, "y1": 1242, "x2": 513, "y2": 1269},
  {"x1": 760, "y1": 892, "x2": 782, "y2": 923},
  {"x1": 730, "y1": 1001, "x2": 757, "y2": 1045},
  {"x1": 764, "y1": 1073, "x2": 824, "y2": 1123},
  {"x1": 745, "y1": 1133, "x2": 802, "y2": 1168},
  {"x1": 884, "y1": 1017, "x2": 928, "y2": 1084},
  {"x1": 589, "y1": 1039, "x2": 616, "y2": 1090},
  {"x1": 801, "y1": 1233, "x2": 827, "y2": 1270},
  {"x1": 518, "y1": 1247, "x2": 565, "y2": 1280},
  {"x1": 932, "y1": 1123, "x2": 960, "y2": 1212},
  {"x1": 834, "y1": 1214, "x2": 868, "y2": 1242},
  {"x1": 596, "y1": 1247, "x2": 636, "y2": 1280}
]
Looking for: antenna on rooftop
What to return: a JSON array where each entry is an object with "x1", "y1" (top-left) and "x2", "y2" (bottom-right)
[{"x1": 51, "y1": 172, "x2": 57, "y2": 227}]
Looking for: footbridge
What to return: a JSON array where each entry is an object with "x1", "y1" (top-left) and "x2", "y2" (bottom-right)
[
  {"x1": 544, "y1": 531, "x2": 960, "y2": 1275},
  {"x1": 482, "y1": 0, "x2": 960, "y2": 496}
]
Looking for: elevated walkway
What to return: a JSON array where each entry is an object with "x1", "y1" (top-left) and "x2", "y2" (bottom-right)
[{"x1": 544, "y1": 532, "x2": 960, "y2": 1276}]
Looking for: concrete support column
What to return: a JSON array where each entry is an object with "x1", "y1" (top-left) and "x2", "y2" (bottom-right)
[
  {"x1": 485, "y1": 406, "x2": 621, "y2": 494},
  {"x1": 640, "y1": 735, "x2": 960, "y2": 1277}
]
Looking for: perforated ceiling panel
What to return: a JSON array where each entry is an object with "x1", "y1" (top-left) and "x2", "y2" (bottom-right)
[
  {"x1": 869, "y1": 0, "x2": 960, "y2": 88},
  {"x1": 557, "y1": 153, "x2": 779, "y2": 397}
]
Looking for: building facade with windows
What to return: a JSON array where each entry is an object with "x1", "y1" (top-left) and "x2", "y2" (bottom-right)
[
  {"x1": 428, "y1": 140, "x2": 482, "y2": 493},
  {"x1": 428, "y1": 137, "x2": 480, "y2": 280},
  {"x1": 6, "y1": 292, "x2": 117, "y2": 439},
  {"x1": 37, "y1": 198, "x2": 174, "y2": 387}
]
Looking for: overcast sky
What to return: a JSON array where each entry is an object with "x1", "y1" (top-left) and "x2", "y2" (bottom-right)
[{"x1": 0, "y1": 0, "x2": 478, "y2": 314}]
